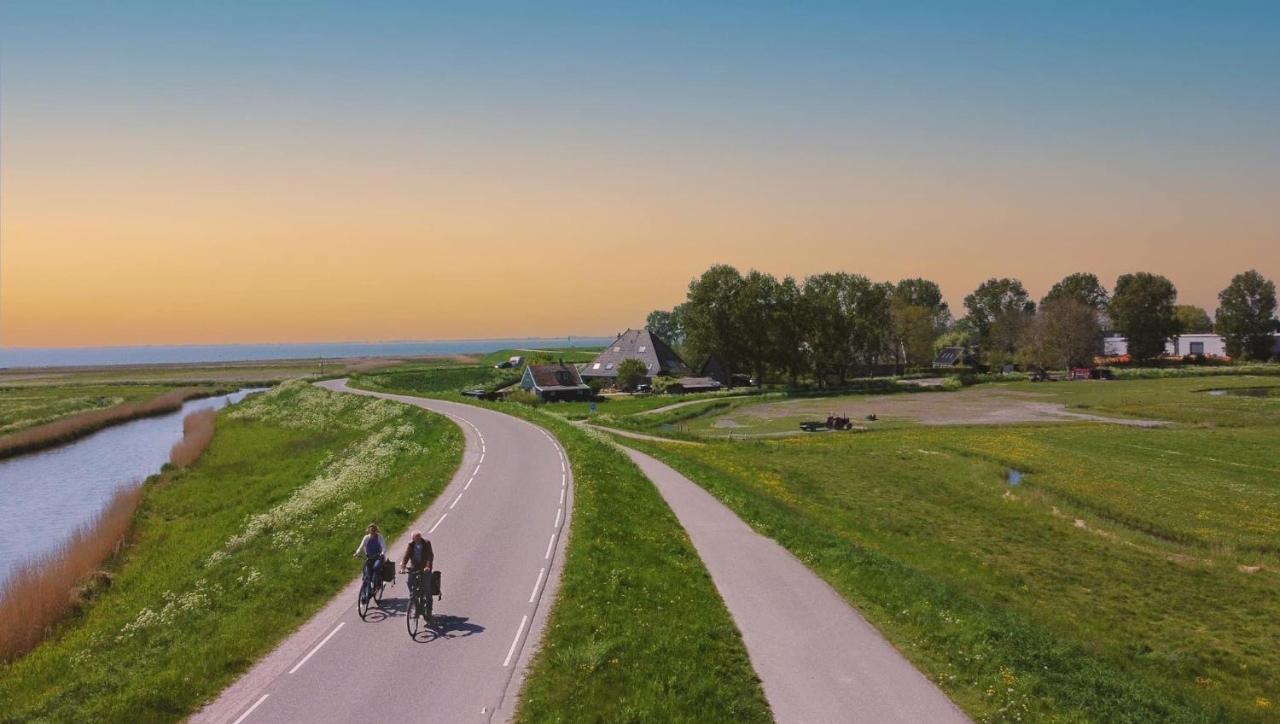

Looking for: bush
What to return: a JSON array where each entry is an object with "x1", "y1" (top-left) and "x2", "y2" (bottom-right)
[
  {"x1": 616, "y1": 359, "x2": 648, "y2": 392},
  {"x1": 506, "y1": 388, "x2": 543, "y2": 407}
]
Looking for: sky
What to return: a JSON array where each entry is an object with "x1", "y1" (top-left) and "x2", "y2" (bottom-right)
[{"x1": 1, "y1": 1, "x2": 1277, "y2": 347}]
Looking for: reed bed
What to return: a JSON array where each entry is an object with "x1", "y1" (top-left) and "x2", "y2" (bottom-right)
[
  {"x1": 170, "y1": 409, "x2": 217, "y2": 467},
  {"x1": 0, "y1": 388, "x2": 214, "y2": 459},
  {"x1": 0, "y1": 485, "x2": 145, "y2": 661}
]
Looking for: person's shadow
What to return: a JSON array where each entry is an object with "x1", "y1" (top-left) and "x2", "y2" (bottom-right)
[{"x1": 411, "y1": 614, "x2": 484, "y2": 643}]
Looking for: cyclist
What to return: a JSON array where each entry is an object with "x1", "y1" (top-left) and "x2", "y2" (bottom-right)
[
  {"x1": 399, "y1": 531, "x2": 435, "y2": 616},
  {"x1": 353, "y1": 523, "x2": 387, "y2": 586}
]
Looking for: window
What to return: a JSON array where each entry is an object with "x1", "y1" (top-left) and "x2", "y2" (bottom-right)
[
  {"x1": 638, "y1": 346, "x2": 646, "y2": 353},
  {"x1": 1190, "y1": 341, "x2": 1205, "y2": 355},
  {"x1": 605, "y1": 363, "x2": 614, "y2": 370},
  {"x1": 613, "y1": 346, "x2": 620, "y2": 352},
  {"x1": 592, "y1": 363, "x2": 601, "y2": 370}
]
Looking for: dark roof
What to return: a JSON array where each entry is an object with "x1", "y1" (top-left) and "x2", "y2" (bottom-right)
[
  {"x1": 934, "y1": 346, "x2": 977, "y2": 367},
  {"x1": 581, "y1": 328, "x2": 691, "y2": 378},
  {"x1": 676, "y1": 377, "x2": 722, "y2": 391},
  {"x1": 526, "y1": 363, "x2": 589, "y2": 391}
]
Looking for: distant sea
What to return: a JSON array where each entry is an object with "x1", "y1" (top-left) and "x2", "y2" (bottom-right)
[{"x1": 0, "y1": 337, "x2": 615, "y2": 369}]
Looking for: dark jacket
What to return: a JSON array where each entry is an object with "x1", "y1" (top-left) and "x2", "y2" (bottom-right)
[{"x1": 401, "y1": 539, "x2": 434, "y2": 571}]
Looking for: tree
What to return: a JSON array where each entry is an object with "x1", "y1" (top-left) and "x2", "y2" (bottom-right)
[
  {"x1": 615, "y1": 358, "x2": 648, "y2": 391},
  {"x1": 1215, "y1": 270, "x2": 1278, "y2": 360},
  {"x1": 1174, "y1": 305, "x2": 1213, "y2": 334},
  {"x1": 801, "y1": 273, "x2": 891, "y2": 386},
  {"x1": 737, "y1": 270, "x2": 782, "y2": 383},
  {"x1": 769, "y1": 276, "x2": 810, "y2": 387},
  {"x1": 645, "y1": 306, "x2": 686, "y2": 347},
  {"x1": 889, "y1": 278, "x2": 950, "y2": 369},
  {"x1": 1042, "y1": 272, "x2": 1110, "y2": 310},
  {"x1": 682, "y1": 265, "x2": 748, "y2": 375},
  {"x1": 1110, "y1": 272, "x2": 1179, "y2": 362},
  {"x1": 1019, "y1": 298, "x2": 1101, "y2": 370},
  {"x1": 963, "y1": 278, "x2": 1035, "y2": 364}
]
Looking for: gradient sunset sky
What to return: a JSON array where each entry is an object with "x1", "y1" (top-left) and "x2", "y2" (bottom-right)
[{"x1": 1, "y1": 2, "x2": 1277, "y2": 347}]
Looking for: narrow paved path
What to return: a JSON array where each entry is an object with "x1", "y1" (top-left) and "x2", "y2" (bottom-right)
[
  {"x1": 634, "y1": 394, "x2": 750, "y2": 415},
  {"x1": 619, "y1": 445, "x2": 970, "y2": 723},
  {"x1": 194, "y1": 380, "x2": 572, "y2": 724}
]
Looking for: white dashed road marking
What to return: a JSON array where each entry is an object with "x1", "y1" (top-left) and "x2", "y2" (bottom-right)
[
  {"x1": 429, "y1": 514, "x2": 447, "y2": 534},
  {"x1": 503, "y1": 615, "x2": 529, "y2": 667},
  {"x1": 544, "y1": 533, "x2": 555, "y2": 560},
  {"x1": 232, "y1": 694, "x2": 269, "y2": 724},
  {"x1": 528, "y1": 568, "x2": 546, "y2": 603},
  {"x1": 288, "y1": 623, "x2": 345, "y2": 675}
]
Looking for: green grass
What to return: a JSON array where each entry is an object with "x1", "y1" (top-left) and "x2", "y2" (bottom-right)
[
  {"x1": 344, "y1": 376, "x2": 771, "y2": 722},
  {"x1": 357, "y1": 363, "x2": 522, "y2": 394},
  {"x1": 1003, "y1": 376, "x2": 1280, "y2": 427},
  {"x1": 618, "y1": 378, "x2": 1280, "y2": 722},
  {"x1": 0, "y1": 382, "x2": 462, "y2": 722},
  {"x1": 0, "y1": 384, "x2": 205, "y2": 435},
  {"x1": 477, "y1": 347, "x2": 602, "y2": 366}
]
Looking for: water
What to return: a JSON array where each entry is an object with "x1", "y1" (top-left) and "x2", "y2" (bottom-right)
[
  {"x1": 0, "y1": 337, "x2": 613, "y2": 369},
  {"x1": 0, "y1": 389, "x2": 260, "y2": 587},
  {"x1": 1206, "y1": 387, "x2": 1280, "y2": 398}
]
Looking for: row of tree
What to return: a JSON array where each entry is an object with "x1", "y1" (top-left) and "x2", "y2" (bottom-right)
[{"x1": 647, "y1": 266, "x2": 1278, "y2": 385}]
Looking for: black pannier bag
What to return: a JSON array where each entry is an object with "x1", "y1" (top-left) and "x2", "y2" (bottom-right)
[
  {"x1": 380, "y1": 557, "x2": 395, "y2": 583},
  {"x1": 431, "y1": 570, "x2": 442, "y2": 599}
]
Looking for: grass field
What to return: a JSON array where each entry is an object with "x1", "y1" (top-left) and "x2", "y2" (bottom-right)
[
  {"x1": 618, "y1": 376, "x2": 1280, "y2": 722},
  {"x1": 0, "y1": 384, "x2": 202, "y2": 435},
  {"x1": 345, "y1": 374, "x2": 771, "y2": 722},
  {"x1": 0, "y1": 382, "x2": 462, "y2": 722}
]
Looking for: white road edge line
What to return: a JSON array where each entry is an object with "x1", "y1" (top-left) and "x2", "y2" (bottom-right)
[
  {"x1": 429, "y1": 513, "x2": 447, "y2": 534},
  {"x1": 231, "y1": 694, "x2": 269, "y2": 724},
  {"x1": 544, "y1": 533, "x2": 556, "y2": 560},
  {"x1": 450, "y1": 492, "x2": 464, "y2": 509},
  {"x1": 560, "y1": 460, "x2": 565, "y2": 473},
  {"x1": 288, "y1": 622, "x2": 345, "y2": 674},
  {"x1": 504, "y1": 615, "x2": 529, "y2": 667},
  {"x1": 561, "y1": 473, "x2": 566, "y2": 488},
  {"x1": 554, "y1": 507, "x2": 562, "y2": 528},
  {"x1": 528, "y1": 567, "x2": 546, "y2": 603},
  {"x1": 479, "y1": 453, "x2": 485, "y2": 464},
  {"x1": 558, "y1": 488, "x2": 565, "y2": 506}
]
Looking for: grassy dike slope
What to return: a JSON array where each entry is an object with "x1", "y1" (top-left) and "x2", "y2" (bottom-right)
[
  {"x1": 349, "y1": 372, "x2": 771, "y2": 722},
  {"x1": 0, "y1": 382, "x2": 461, "y2": 722},
  {"x1": 618, "y1": 415, "x2": 1280, "y2": 720}
]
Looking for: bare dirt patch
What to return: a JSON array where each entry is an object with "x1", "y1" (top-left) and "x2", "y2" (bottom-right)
[{"x1": 729, "y1": 386, "x2": 1164, "y2": 427}]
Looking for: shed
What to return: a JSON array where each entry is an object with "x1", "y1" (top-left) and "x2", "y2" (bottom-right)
[{"x1": 520, "y1": 363, "x2": 593, "y2": 401}]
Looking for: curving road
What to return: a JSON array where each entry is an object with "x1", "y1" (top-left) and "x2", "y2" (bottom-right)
[{"x1": 193, "y1": 380, "x2": 572, "y2": 724}]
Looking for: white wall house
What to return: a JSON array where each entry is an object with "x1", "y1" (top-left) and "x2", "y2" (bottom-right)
[{"x1": 1103, "y1": 333, "x2": 1279, "y2": 358}]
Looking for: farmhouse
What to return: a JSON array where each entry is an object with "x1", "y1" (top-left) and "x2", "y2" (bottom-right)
[
  {"x1": 1103, "y1": 333, "x2": 1280, "y2": 359},
  {"x1": 580, "y1": 328, "x2": 691, "y2": 384},
  {"x1": 520, "y1": 363, "x2": 593, "y2": 401}
]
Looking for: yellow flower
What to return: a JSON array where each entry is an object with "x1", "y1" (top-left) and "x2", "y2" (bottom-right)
[{"x1": 1257, "y1": 697, "x2": 1272, "y2": 709}]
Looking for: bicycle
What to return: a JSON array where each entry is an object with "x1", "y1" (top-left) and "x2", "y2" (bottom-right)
[
  {"x1": 357, "y1": 557, "x2": 387, "y2": 619},
  {"x1": 404, "y1": 566, "x2": 433, "y2": 636}
]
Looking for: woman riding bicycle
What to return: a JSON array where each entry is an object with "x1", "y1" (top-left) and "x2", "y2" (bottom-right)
[{"x1": 353, "y1": 523, "x2": 388, "y2": 583}]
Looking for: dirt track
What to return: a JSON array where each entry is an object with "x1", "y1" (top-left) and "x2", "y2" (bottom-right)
[{"x1": 729, "y1": 387, "x2": 1164, "y2": 427}]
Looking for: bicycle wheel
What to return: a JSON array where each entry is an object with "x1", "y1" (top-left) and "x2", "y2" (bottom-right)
[
  {"x1": 406, "y1": 596, "x2": 420, "y2": 637},
  {"x1": 357, "y1": 579, "x2": 370, "y2": 619},
  {"x1": 374, "y1": 579, "x2": 385, "y2": 606}
]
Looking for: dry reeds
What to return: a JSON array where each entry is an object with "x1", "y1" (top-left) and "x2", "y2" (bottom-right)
[
  {"x1": 0, "y1": 388, "x2": 212, "y2": 460},
  {"x1": 0, "y1": 484, "x2": 145, "y2": 661},
  {"x1": 170, "y1": 409, "x2": 217, "y2": 467}
]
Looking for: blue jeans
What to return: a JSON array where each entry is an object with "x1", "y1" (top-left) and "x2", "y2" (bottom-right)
[{"x1": 363, "y1": 556, "x2": 382, "y2": 585}]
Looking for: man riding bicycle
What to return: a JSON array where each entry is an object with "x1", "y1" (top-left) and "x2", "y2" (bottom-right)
[{"x1": 400, "y1": 531, "x2": 435, "y2": 618}]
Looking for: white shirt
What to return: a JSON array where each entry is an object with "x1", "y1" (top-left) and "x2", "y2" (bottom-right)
[{"x1": 353, "y1": 533, "x2": 387, "y2": 558}]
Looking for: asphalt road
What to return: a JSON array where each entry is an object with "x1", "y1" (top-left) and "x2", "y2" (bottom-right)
[
  {"x1": 193, "y1": 380, "x2": 572, "y2": 724},
  {"x1": 621, "y1": 446, "x2": 970, "y2": 723}
]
